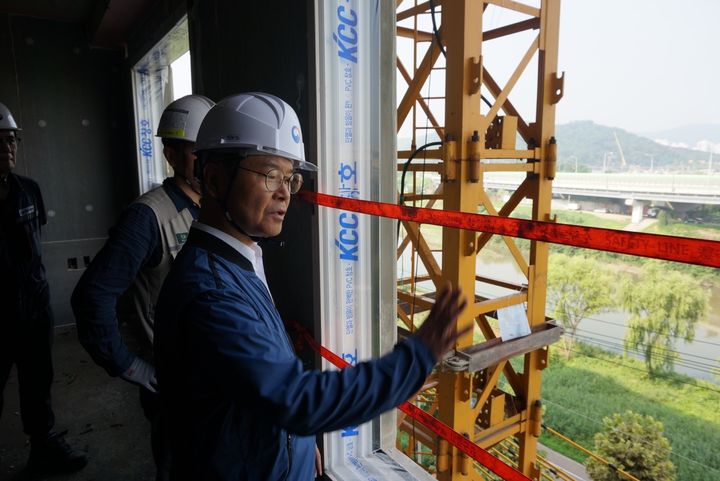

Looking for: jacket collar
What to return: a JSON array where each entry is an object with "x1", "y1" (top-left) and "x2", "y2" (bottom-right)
[{"x1": 186, "y1": 227, "x2": 253, "y2": 271}]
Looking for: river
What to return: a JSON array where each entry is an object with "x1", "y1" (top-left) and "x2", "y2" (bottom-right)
[{"x1": 397, "y1": 252, "x2": 720, "y2": 383}]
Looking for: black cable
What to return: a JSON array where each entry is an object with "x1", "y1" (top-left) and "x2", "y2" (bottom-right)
[
  {"x1": 572, "y1": 327, "x2": 719, "y2": 366},
  {"x1": 547, "y1": 304, "x2": 720, "y2": 348},
  {"x1": 397, "y1": 141, "x2": 443, "y2": 241},
  {"x1": 543, "y1": 401, "x2": 720, "y2": 473},
  {"x1": 570, "y1": 333, "x2": 718, "y2": 375},
  {"x1": 428, "y1": 0, "x2": 494, "y2": 109},
  {"x1": 428, "y1": 0, "x2": 446, "y2": 58},
  {"x1": 567, "y1": 347, "x2": 720, "y2": 394}
]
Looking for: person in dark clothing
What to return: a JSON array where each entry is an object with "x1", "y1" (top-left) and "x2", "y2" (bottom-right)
[
  {"x1": 0, "y1": 101, "x2": 87, "y2": 477},
  {"x1": 154, "y1": 92, "x2": 469, "y2": 481},
  {"x1": 71, "y1": 95, "x2": 214, "y2": 481}
]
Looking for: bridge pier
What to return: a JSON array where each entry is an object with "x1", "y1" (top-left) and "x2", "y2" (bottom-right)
[{"x1": 630, "y1": 199, "x2": 646, "y2": 224}]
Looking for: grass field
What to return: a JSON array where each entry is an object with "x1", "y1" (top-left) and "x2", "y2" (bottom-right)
[
  {"x1": 539, "y1": 343, "x2": 720, "y2": 480},
  {"x1": 644, "y1": 220, "x2": 720, "y2": 241}
]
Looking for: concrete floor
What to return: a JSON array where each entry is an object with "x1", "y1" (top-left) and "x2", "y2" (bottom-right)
[{"x1": 0, "y1": 326, "x2": 154, "y2": 481}]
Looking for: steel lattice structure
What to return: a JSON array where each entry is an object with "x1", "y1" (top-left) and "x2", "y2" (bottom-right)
[{"x1": 395, "y1": 1, "x2": 563, "y2": 479}]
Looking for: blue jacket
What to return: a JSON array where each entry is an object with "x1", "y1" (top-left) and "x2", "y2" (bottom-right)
[{"x1": 154, "y1": 228, "x2": 436, "y2": 481}]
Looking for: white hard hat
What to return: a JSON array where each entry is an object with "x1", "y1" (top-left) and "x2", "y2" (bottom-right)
[
  {"x1": 194, "y1": 92, "x2": 316, "y2": 171},
  {"x1": 0, "y1": 102, "x2": 21, "y2": 131},
  {"x1": 156, "y1": 94, "x2": 215, "y2": 142}
]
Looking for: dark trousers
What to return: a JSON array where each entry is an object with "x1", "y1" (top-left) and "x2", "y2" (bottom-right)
[
  {"x1": 0, "y1": 303, "x2": 55, "y2": 438},
  {"x1": 140, "y1": 387, "x2": 171, "y2": 481}
]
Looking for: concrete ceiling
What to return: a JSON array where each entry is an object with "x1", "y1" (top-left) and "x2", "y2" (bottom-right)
[
  {"x1": 0, "y1": 0, "x2": 98, "y2": 23},
  {"x1": 0, "y1": 0, "x2": 157, "y2": 49}
]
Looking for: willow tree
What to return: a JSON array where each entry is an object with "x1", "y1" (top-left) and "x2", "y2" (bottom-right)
[
  {"x1": 621, "y1": 263, "x2": 708, "y2": 376},
  {"x1": 547, "y1": 254, "x2": 614, "y2": 357}
]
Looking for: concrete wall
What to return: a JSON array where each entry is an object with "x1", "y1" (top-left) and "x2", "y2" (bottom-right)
[
  {"x1": 0, "y1": 14, "x2": 135, "y2": 325},
  {"x1": 0, "y1": 1, "x2": 319, "y2": 334},
  {"x1": 126, "y1": 0, "x2": 188, "y2": 66}
]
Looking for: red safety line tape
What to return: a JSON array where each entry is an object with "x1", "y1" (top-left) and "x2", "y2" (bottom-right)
[
  {"x1": 287, "y1": 319, "x2": 532, "y2": 481},
  {"x1": 297, "y1": 191, "x2": 720, "y2": 268}
]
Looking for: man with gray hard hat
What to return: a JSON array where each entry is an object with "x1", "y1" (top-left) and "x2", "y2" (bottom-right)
[
  {"x1": 71, "y1": 94, "x2": 214, "y2": 480},
  {"x1": 154, "y1": 92, "x2": 469, "y2": 480},
  {"x1": 0, "y1": 101, "x2": 88, "y2": 477}
]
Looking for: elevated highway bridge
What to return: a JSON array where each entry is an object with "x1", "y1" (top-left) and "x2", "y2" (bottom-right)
[
  {"x1": 484, "y1": 172, "x2": 720, "y2": 205},
  {"x1": 484, "y1": 172, "x2": 720, "y2": 223}
]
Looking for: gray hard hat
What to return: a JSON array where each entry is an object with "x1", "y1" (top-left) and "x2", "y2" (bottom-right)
[
  {"x1": 0, "y1": 102, "x2": 21, "y2": 131},
  {"x1": 194, "y1": 92, "x2": 316, "y2": 171},
  {"x1": 156, "y1": 94, "x2": 215, "y2": 142}
]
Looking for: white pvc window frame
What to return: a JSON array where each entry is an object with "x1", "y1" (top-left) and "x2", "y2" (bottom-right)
[
  {"x1": 131, "y1": 16, "x2": 191, "y2": 194},
  {"x1": 315, "y1": 1, "x2": 435, "y2": 480}
]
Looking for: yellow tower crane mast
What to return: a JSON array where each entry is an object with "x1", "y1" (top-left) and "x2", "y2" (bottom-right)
[{"x1": 396, "y1": 1, "x2": 564, "y2": 479}]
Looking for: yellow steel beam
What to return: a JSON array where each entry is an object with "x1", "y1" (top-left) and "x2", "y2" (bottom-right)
[
  {"x1": 395, "y1": 1, "x2": 561, "y2": 479},
  {"x1": 397, "y1": 26, "x2": 434, "y2": 42},
  {"x1": 397, "y1": 58, "x2": 445, "y2": 139},
  {"x1": 403, "y1": 220, "x2": 444, "y2": 288},
  {"x1": 397, "y1": 41, "x2": 442, "y2": 131},
  {"x1": 475, "y1": 178, "x2": 531, "y2": 253},
  {"x1": 474, "y1": 413, "x2": 525, "y2": 448},
  {"x1": 482, "y1": 68, "x2": 532, "y2": 141},
  {"x1": 480, "y1": 162, "x2": 537, "y2": 172},
  {"x1": 397, "y1": 305, "x2": 414, "y2": 330},
  {"x1": 477, "y1": 36, "x2": 539, "y2": 137},
  {"x1": 470, "y1": 361, "x2": 507, "y2": 417},
  {"x1": 470, "y1": 293, "x2": 528, "y2": 318},
  {"x1": 484, "y1": 0, "x2": 540, "y2": 17},
  {"x1": 483, "y1": 17, "x2": 540, "y2": 41},
  {"x1": 477, "y1": 189, "x2": 530, "y2": 275},
  {"x1": 517, "y1": 0, "x2": 562, "y2": 476},
  {"x1": 480, "y1": 149, "x2": 538, "y2": 159},
  {"x1": 397, "y1": 1, "x2": 433, "y2": 22},
  {"x1": 398, "y1": 290, "x2": 435, "y2": 312},
  {"x1": 437, "y1": 1, "x2": 484, "y2": 479}
]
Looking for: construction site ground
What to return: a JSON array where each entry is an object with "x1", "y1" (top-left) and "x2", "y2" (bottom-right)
[{"x1": 0, "y1": 325, "x2": 590, "y2": 481}]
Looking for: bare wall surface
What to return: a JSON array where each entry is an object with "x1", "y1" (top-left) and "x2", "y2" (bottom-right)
[
  {"x1": 0, "y1": 15, "x2": 135, "y2": 326},
  {"x1": 125, "y1": 0, "x2": 187, "y2": 66},
  {"x1": 189, "y1": 1, "x2": 320, "y2": 357}
]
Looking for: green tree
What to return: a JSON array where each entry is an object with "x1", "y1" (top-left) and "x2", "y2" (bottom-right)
[
  {"x1": 621, "y1": 263, "x2": 708, "y2": 376},
  {"x1": 657, "y1": 210, "x2": 670, "y2": 226},
  {"x1": 547, "y1": 254, "x2": 614, "y2": 357},
  {"x1": 586, "y1": 411, "x2": 675, "y2": 481}
]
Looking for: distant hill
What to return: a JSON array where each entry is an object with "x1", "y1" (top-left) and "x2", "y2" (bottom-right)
[
  {"x1": 555, "y1": 121, "x2": 712, "y2": 173},
  {"x1": 641, "y1": 124, "x2": 720, "y2": 147},
  {"x1": 398, "y1": 120, "x2": 714, "y2": 173}
]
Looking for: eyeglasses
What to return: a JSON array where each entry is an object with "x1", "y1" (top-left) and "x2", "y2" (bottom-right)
[
  {"x1": 0, "y1": 136, "x2": 18, "y2": 147},
  {"x1": 236, "y1": 165, "x2": 304, "y2": 194}
]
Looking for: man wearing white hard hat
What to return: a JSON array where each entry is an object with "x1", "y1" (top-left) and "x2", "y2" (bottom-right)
[
  {"x1": 154, "y1": 92, "x2": 468, "y2": 481},
  {"x1": 71, "y1": 94, "x2": 214, "y2": 480},
  {"x1": 0, "y1": 101, "x2": 88, "y2": 477}
]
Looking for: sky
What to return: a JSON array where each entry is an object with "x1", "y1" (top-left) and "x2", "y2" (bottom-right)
[
  {"x1": 396, "y1": 0, "x2": 720, "y2": 140},
  {"x1": 171, "y1": 50, "x2": 192, "y2": 100},
  {"x1": 170, "y1": 2, "x2": 720, "y2": 137},
  {"x1": 555, "y1": 0, "x2": 720, "y2": 133}
]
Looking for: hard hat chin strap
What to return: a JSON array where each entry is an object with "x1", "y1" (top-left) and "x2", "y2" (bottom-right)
[
  {"x1": 221, "y1": 156, "x2": 265, "y2": 243},
  {"x1": 177, "y1": 171, "x2": 202, "y2": 196},
  {"x1": 223, "y1": 210, "x2": 264, "y2": 243}
]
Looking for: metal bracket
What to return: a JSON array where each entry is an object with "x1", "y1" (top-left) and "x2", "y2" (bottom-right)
[
  {"x1": 550, "y1": 71, "x2": 565, "y2": 104},
  {"x1": 443, "y1": 322, "x2": 563, "y2": 372},
  {"x1": 469, "y1": 56, "x2": 482, "y2": 94}
]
